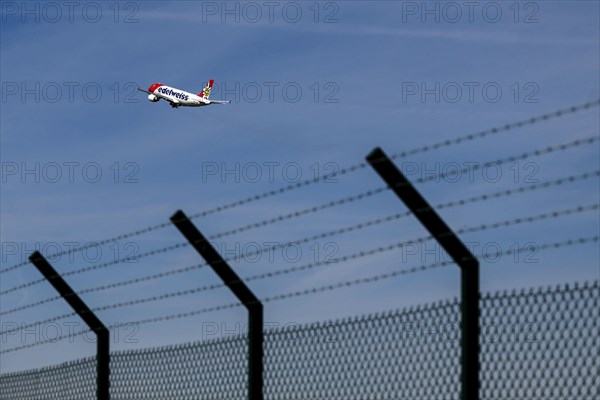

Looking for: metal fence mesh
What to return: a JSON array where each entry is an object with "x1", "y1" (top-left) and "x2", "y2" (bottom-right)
[{"x1": 1, "y1": 280, "x2": 598, "y2": 400}]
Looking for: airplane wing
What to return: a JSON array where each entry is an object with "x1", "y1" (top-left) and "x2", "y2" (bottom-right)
[
  {"x1": 137, "y1": 87, "x2": 151, "y2": 94},
  {"x1": 209, "y1": 100, "x2": 231, "y2": 105}
]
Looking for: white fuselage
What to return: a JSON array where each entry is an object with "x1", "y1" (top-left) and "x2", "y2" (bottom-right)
[{"x1": 152, "y1": 85, "x2": 209, "y2": 107}]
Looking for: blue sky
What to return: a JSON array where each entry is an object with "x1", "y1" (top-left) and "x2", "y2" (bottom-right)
[{"x1": 0, "y1": 1, "x2": 599, "y2": 373}]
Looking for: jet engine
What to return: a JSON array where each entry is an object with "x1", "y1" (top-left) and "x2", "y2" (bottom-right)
[{"x1": 147, "y1": 94, "x2": 159, "y2": 102}]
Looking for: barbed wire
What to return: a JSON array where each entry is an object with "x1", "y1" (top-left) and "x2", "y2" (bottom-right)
[
  {"x1": 1, "y1": 169, "x2": 598, "y2": 316},
  {"x1": 2, "y1": 134, "x2": 596, "y2": 297},
  {"x1": 3, "y1": 204, "x2": 597, "y2": 337},
  {"x1": 260, "y1": 236, "x2": 599, "y2": 306},
  {"x1": 72, "y1": 203, "x2": 600, "y2": 317},
  {"x1": 2, "y1": 234, "x2": 596, "y2": 355},
  {"x1": 0, "y1": 136, "x2": 600, "y2": 296},
  {"x1": 2, "y1": 100, "x2": 597, "y2": 276}
]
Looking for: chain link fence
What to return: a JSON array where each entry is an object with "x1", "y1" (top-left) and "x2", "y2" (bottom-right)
[{"x1": 1, "y1": 280, "x2": 598, "y2": 399}]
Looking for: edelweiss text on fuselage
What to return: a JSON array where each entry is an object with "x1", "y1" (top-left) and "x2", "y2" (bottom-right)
[{"x1": 157, "y1": 87, "x2": 189, "y2": 101}]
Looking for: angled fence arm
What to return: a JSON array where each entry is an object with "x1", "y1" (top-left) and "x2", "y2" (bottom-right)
[
  {"x1": 170, "y1": 210, "x2": 263, "y2": 400},
  {"x1": 366, "y1": 147, "x2": 480, "y2": 400},
  {"x1": 29, "y1": 251, "x2": 110, "y2": 400}
]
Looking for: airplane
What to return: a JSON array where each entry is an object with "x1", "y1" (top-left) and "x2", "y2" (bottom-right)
[{"x1": 137, "y1": 80, "x2": 230, "y2": 109}]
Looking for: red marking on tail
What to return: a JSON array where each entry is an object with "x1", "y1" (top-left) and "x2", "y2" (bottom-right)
[{"x1": 198, "y1": 80, "x2": 215, "y2": 98}]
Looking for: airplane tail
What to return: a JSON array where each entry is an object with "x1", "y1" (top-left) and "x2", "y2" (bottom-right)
[{"x1": 198, "y1": 79, "x2": 214, "y2": 99}]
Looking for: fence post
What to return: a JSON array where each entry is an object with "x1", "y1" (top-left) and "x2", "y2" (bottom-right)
[
  {"x1": 28, "y1": 251, "x2": 110, "y2": 400},
  {"x1": 366, "y1": 147, "x2": 480, "y2": 400},
  {"x1": 170, "y1": 210, "x2": 263, "y2": 400}
]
